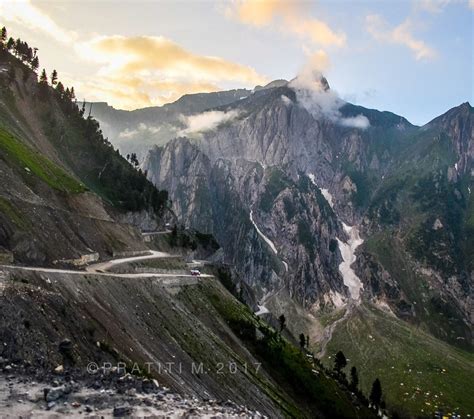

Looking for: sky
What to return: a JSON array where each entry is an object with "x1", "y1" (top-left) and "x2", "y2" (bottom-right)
[{"x1": 0, "y1": 0, "x2": 472, "y2": 125}]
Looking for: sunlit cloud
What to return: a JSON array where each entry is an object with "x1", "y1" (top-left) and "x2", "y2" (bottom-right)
[
  {"x1": 0, "y1": 0, "x2": 76, "y2": 43},
  {"x1": 72, "y1": 35, "x2": 268, "y2": 109},
  {"x1": 366, "y1": 14, "x2": 437, "y2": 60},
  {"x1": 227, "y1": 0, "x2": 346, "y2": 47},
  {"x1": 78, "y1": 35, "x2": 267, "y2": 84}
]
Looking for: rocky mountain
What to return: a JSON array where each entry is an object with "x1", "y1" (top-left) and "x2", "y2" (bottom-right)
[
  {"x1": 142, "y1": 79, "x2": 473, "y2": 415},
  {"x1": 144, "y1": 80, "x2": 473, "y2": 337},
  {"x1": 0, "y1": 40, "x2": 380, "y2": 418}
]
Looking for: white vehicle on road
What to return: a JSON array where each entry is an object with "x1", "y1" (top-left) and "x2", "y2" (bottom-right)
[{"x1": 190, "y1": 269, "x2": 201, "y2": 277}]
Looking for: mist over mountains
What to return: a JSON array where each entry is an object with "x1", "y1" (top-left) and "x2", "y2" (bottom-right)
[{"x1": 0, "y1": 32, "x2": 472, "y2": 417}]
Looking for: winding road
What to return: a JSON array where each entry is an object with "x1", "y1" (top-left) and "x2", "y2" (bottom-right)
[{"x1": 1, "y1": 250, "x2": 211, "y2": 279}]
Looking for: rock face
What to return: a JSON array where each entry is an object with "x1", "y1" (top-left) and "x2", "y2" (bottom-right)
[{"x1": 143, "y1": 82, "x2": 473, "y2": 347}]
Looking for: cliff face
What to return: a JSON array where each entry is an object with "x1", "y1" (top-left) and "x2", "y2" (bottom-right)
[
  {"x1": 143, "y1": 82, "x2": 473, "y2": 347},
  {"x1": 145, "y1": 137, "x2": 345, "y2": 308}
]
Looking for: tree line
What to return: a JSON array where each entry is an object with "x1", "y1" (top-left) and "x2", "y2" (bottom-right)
[
  {"x1": 276, "y1": 311, "x2": 390, "y2": 416},
  {"x1": 0, "y1": 26, "x2": 169, "y2": 215}
]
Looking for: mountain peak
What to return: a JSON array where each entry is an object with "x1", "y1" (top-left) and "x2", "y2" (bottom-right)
[{"x1": 253, "y1": 79, "x2": 289, "y2": 92}]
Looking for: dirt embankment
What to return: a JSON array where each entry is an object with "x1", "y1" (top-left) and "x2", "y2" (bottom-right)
[{"x1": 0, "y1": 267, "x2": 289, "y2": 417}]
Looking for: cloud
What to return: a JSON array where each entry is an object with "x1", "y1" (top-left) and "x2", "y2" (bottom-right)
[
  {"x1": 119, "y1": 123, "x2": 162, "y2": 139},
  {"x1": 366, "y1": 14, "x2": 437, "y2": 60},
  {"x1": 179, "y1": 110, "x2": 240, "y2": 136},
  {"x1": 281, "y1": 95, "x2": 292, "y2": 105},
  {"x1": 0, "y1": 0, "x2": 75, "y2": 43},
  {"x1": 289, "y1": 52, "x2": 370, "y2": 129},
  {"x1": 416, "y1": 0, "x2": 452, "y2": 13},
  {"x1": 228, "y1": 0, "x2": 346, "y2": 47},
  {"x1": 79, "y1": 35, "x2": 267, "y2": 85},
  {"x1": 416, "y1": 0, "x2": 473, "y2": 12},
  {"x1": 340, "y1": 115, "x2": 371, "y2": 129},
  {"x1": 74, "y1": 35, "x2": 268, "y2": 109}
]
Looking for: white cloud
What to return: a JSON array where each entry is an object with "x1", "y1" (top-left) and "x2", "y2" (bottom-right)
[
  {"x1": 227, "y1": 0, "x2": 346, "y2": 47},
  {"x1": 289, "y1": 53, "x2": 370, "y2": 129},
  {"x1": 118, "y1": 123, "x2": 162, "y2": 139},
  {"x1": 281, "y1": 95, "x2": 292, "y2": 105},
  {"x1": 179, "y1": 110, "x2": 240, "y2": 136},
  {"x1": 417, "y1": 0, "x2": 452, "y2": 13},
  {"x1": 340, "y1": 115, "x2": 370, "y2": 129},
  {"x1": 0, "y1": 0, "x2": 76, "y2": 44},
  {"x1": 366, "y1": 14, "x2": 437, "y2": 60}
]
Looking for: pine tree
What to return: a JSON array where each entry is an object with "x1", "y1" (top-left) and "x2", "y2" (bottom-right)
[
  {"x1": 334, "y1": 350, "x2": 347, "y2": 373},
  {"x1": 51, "y1": 69, "x2": 58, "y2": 86},
  {"x1": 278, "y1": 314, "x2": 286, "y2": 333},
  {"x1": 370, "y1": 378, "x2": 382, "y2": 408},
  {"x1": 56, "y1": 82, "x2": 65, "y2": 98},
  {"x1": 350, "y1": 366, "x2": 359, "y2": 390},
  {"x1": 299, "y1": 333, "x2": 306, "y2": 350},
  {"x1": 0, "y1": 27, "x2": 6, "y2": 46},
  {"x1": 31, "y1": 56, "x2": 39, "y2": 72},
  {"x1": 6, "y1": 37, "x2": 14, "y2": 51},
  {"x1": 39, "y1": 69, "x2": 48, "y2": 84}
]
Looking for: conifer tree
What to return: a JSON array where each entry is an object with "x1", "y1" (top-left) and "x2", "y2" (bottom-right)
[
  {"x1": 299, "y1": 333, "x2": 306, "y2": 350},
  {"x1": 370, "y1": 378, "x2": 382, "y2": 408},
  {"x1": 51, "y1": 69, "x2": 58, "y2": 86},
  {"x1": 39, "y1": 69, "x2": 48, "y2": 84},
  {"x1": 278, "y1": 314, "x2": 286, "y2": 333},
  {"x1": 31, "y1": 56, "x2": 39, "y2": 72},
  {"x1": 350, "y1": 366, "x2": 359, "y2": 390},
  {"x1": 334, "y1": 351, "x2": 347, "y2": 373},
  {"x1": 0, "y1": 27, "x2": 6, "y2": 46},
  {"x1": 6, "y1": 37, "x2": 14, "y2": 51}
]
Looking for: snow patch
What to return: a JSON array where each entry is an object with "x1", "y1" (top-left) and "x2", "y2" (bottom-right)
[
  {"x1": 324, "y1": 290, "x2": 345, "y2": 308},
  {"x1": 250, "y1": 210, "x2": 289, "y2": 273},
  {"x1": 336, "y1": 223, "x2": 364, "y2": 301},
  {"x1": 307, "y1": 173, "x2": 334, "y2": 208},
  {"x1": 250, "y1": 210, "x2": 277, "y2": 254},
  {"x1": 255, "y1": 305, "x2": 270, "y2": 316}
]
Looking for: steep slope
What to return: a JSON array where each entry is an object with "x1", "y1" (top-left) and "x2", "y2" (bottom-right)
[
  {"x1": 0, "y1": 47, "x2": 168, "y2": 266},
  {"x1": 360, "y1": 103, "x2": 473, "y2": 347},
  {"x1": 143, "y1": 83, "x2": 417, "y2": 311},
  {"x1": 142, "y1": 80, "x2": 473, "y2": 416},
  {"x1": 0, "y1": 263, "x2": 374, "y2": 418}
]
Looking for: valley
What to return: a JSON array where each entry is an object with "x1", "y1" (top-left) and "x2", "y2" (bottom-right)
[{"x1": 0, "y1": 20, "x2": 472, "y2": 418}]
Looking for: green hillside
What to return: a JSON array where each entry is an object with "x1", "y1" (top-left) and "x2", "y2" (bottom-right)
[{"x1": 323, "y1": 304, "x2": 474, "y2": 417}]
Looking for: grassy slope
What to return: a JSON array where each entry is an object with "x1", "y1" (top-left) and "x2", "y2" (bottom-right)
[
  {"x1": 186, "y1": 278, "x2": 375, "y2": 418},
  {"x1": 0, "y1": 127, "x2": 85, "y2": 193},
  {"x1": 324, "y1": 304, "x2": 474, "y2": 417}
]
